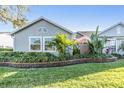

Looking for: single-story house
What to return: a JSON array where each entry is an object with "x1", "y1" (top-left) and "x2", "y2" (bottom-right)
[
  {"x1": 99, "y1": 22, "x2": 124, "y2": 54},
  {"x1": 78, "y1": 31, "x2": 95, "y2": 37},
  {"x1": 11, "y1": 17, "x2": 83, "y2": 53}
]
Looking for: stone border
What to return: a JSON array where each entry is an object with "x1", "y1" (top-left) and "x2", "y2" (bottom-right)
[{"x1": 0, "y1": 57, "x2": 117, "y2": 68}]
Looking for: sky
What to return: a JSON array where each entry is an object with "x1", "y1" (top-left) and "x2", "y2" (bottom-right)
[{"x1": 1, "y1": 5, "x2": 124, "y2": 32}]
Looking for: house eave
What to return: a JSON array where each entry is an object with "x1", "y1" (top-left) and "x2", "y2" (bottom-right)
[
  {"x1": 99, "y1": 22, "x2": 124, "y2": 35},
  {"x1": 11, "y1": 16, "x2": 73, "y2": 36}
]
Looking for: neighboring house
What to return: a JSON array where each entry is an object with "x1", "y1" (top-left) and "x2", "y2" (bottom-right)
[
  {"x1": 74, "y1": 32, "x2": 84, "y2": 39},
  {"x1": 11, "y1": 17, "x2": 82, "y2": 53},
  {"x1": 0, "y1": 32, "x2": 13, "y2": 48},
  {"x1": 99, "y1": 22, "x2": 124, "y2": 54},
  {"x1": 78, "y1": 31, "x2": 95, "y2": 37}
]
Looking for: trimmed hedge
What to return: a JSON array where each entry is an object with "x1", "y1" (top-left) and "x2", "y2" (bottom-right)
[
  {"x1": 0, "y1": 52, "x2": 113, "y2": 63},
  {"x1": 0, "y1": 48, "x2": 13, "y2": 51}
]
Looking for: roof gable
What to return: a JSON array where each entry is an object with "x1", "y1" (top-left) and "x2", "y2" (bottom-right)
[
  {"x1": 11, "y1": 17, "x2": 73, "y2": 35},
  {"x1": 99, "y1": 22, "x2": 124, "y2": 35}
]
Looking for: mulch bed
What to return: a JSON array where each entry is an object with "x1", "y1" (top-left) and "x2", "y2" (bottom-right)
[{"x1": 0, "y1": 57, "x2": 117, "y2": 68}]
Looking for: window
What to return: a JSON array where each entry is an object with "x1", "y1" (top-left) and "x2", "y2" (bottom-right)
[
  {"x1": 105, "y1": 39, "x2": 116, "y2": 53},
  {"x1": 43, "y1": 37, "x2": 56, "y2": 52},
  {"x1": 29, "y1": 36, "x2": 56, "y2": 52},
  {"x1": 29, "y1": 37, "x2": 41, "y2": 51}
]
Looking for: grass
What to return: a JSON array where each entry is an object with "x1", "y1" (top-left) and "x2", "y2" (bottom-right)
[{"x1": 0, "y1": 59, "x2": 124, "y2": 88}]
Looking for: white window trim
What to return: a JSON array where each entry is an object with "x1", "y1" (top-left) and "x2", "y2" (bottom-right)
[
  {"x1": 43, "y1": 36, "x2": 56, "y2": 52},
  {"x1": 29, "y1": 36, "x2": 56, "y2": 52},
  {"x1": 29, "y1": 36, "x2": 42, "y2": 52}
]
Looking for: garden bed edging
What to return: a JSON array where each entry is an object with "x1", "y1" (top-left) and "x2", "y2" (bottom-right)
[{"x1": 0, "y1": 57, "x2": 117, "y2": 68}]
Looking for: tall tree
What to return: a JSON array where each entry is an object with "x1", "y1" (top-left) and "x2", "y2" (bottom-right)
[{"x1": 0, "y1": 5, "x2": 28, "y2": 28}]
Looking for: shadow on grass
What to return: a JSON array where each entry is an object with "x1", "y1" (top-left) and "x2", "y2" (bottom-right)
[{"x1": 0, "y1": 59, "x2": 124, "y2": 88}]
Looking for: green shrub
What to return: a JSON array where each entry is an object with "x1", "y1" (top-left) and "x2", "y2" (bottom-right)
[
  {"x1": 111, "y1": 53, "x2": 122, "y2": 58},
  {"x1": 118, "y1": 43, "x2": 124, "y2": 51},
  {"x1": 0, "y1": 52, "x2": 58, "y2": 63},
  {"x1": 72, "y1": 54, "x2": 81, "y2": 59},
  {"x1": 0, "y1": 48, "x2": 13, "y2": 51},
  {"x1": 11, "y1": 52, "x2": 57, "y2": 63},
  {"x1": 0, "y1": 52, "x2": 113, "y2": 63},
  {"x1": 0, "y1": 52, "x2": 12, "y2": 62},
  {"x1": 79, "y1": 53, "x2": 112, "y2": 59},
  {"x1": 72, "y1": 44, "x2": 80, "y2": 55}
]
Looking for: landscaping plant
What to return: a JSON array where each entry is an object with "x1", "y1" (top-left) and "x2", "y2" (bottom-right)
[
  {"x1": 48, "y1": 33, "x2": 73, "y2": 59},
  {"x1": 0, "y1": 48, "x2": 13, "y2": 51},
  {"x1": 111, "y1": 53, "x2": 122, "y2": 58},
  {"x1": 72, "y1": 43, "x2": 80, "y2": 55},
  {"x1": 88, "y1": 26, "x2": 106, "y2": 54},
  {"x1": 0, "y1": 51, "x2": 112, "y2": 63},
  {"x1": 118, "y1": 43, "x2": 124, "y2": 52}
]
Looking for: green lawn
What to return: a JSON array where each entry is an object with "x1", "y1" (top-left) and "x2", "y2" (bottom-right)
[{"x1": 0, "y1": 59, "x2": 124, "y2": 88}]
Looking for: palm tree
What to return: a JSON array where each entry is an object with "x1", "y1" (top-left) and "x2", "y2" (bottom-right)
[
  {"x1": 88, "y1": 26, "x2": 106, "y2": 54},
  {"x1": 48, "y1": 33, "x2": 73, "y2": 57}
]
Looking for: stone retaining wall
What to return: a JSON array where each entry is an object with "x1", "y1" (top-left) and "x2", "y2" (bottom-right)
[{"x1": 0, "y1": 57, "x2": 117, "y2": 68}]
